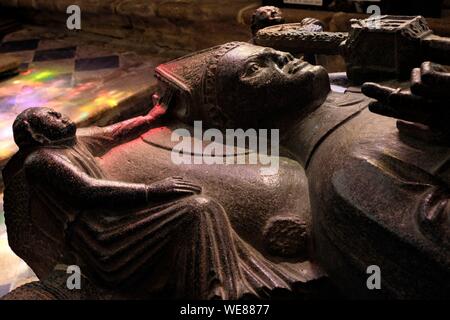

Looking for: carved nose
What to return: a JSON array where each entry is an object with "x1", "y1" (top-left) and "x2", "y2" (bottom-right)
[
  {"x1": 288, "y1": 61, "x2": 308, "y2": 74},
  {"x1": 275, "y1": 53, "x2": 291, "y2": 67}
]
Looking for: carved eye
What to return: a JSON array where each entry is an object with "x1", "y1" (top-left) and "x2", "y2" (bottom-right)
[
  {"x1": 49, "y1": 111, "x2": 62, "y2": 119},
  {"x1": 243, "y1": 62, "x2": 262, "y2": 77},
  {"x1": 276, "y1": 54, "x2": 293, "y2": 68}
]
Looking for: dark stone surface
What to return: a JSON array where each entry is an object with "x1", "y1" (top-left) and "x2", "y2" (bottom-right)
[
  {"x1": 74, "y1": 55, "x2": 119, "y2": 71},
  {"x1": 0, "y1": 39, "x2": 39, "y2": 52},
  {"x1": 33, "y1": 46, "x2": 77, "y2": 62}
]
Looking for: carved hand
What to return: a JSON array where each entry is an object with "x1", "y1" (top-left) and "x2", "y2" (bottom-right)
[
  {"x1": 146, "y1": 88, "x2": 175, "y2": 120},
  {"x1": 146, "y1": 93, "x2": 168, "y2": 120},
  {"x1": 147, "y1": 176, "x2": 202, "y2": 197},
  {"x1": 362, "y1": 61, "x2": 450, "y2": 143}
]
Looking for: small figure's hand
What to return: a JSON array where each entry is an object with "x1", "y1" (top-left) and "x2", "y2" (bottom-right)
[
  {"x1": 145, "y1": 93, "x2": 168, "y2": 120},
  {"x1": 147, "y1": 176, "x2": 202, "y2": 196},
  {"x1": 362, "y1": 61, "x2": 450, "y2": 143}
]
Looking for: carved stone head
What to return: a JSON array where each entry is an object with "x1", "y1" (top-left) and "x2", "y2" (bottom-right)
[
  {"x1": 13, "y1": 107, "x2": 76, "y2": 149},
  {"x1": 251, "y1": 6, "x2": 285, "y2": 36},
  {"x1": 155, "y1": 42, "x2": 330, "y2": 130}
]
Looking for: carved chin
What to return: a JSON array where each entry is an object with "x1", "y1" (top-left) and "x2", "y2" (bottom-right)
[
  {"x1": 269, "y1": 17, "x2": 283, "y2": 24},
  {"x1": 57, "y1": 123, "x2": 76, "y2": 141},
  {"x1": 65, "y1": 122, "x2": 76, "y2": 135},
  {"x1": 308, "y1": 66, "x2": 331, "y2": 92}
]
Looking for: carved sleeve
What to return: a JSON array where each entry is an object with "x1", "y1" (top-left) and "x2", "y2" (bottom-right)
[
  {"x1": 24, "y1": 150, "x2": 149, "y2": 210},
  {"x1": 76, "y1": 115, "x2": 154, "y2": 156}
]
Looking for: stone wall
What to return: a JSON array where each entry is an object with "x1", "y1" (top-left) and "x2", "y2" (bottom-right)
[
  {"x1": 0, "y1": 0, "x2": 259, "y2": 56},
  {"x1": 445, "y1": 0, "x2": 450, "y2": 17},
  {"x1": 2, "y1": 0, "x2": 450, "y2": 56}
]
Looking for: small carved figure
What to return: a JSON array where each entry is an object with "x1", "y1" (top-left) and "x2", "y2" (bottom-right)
[{"x1": 250, "y1": 6, "x2": 285, "y2": 37}]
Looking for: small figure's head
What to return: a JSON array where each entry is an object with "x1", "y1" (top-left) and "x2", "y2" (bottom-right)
[
  {"x1": 155, "y1": 42, "x2": 330, "y2": 130},
  {"x1": 13, "y1": 107, "x2": 76, "y2": 149},
  {"x1": 251, "y1": 6, "x2": 285, "y2": 36}
]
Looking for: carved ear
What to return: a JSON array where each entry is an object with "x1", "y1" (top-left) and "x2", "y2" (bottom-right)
[{"x1": 24, "y1": 120, "x2": 51, "y2": 145}]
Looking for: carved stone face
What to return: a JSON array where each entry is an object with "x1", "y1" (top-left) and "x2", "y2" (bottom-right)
[
  {"x1": 13, "y1": 107, "x2": 76, "y2": 148},
  {"x1": 213, "y1": 43, "x2": 330, "y2": 129},
  {"x1": 156, "y1": 42, "x2": 330, "y2": 129},
  {"x1": 251, "y1": 6, "x2": 285, "y2": 35}
]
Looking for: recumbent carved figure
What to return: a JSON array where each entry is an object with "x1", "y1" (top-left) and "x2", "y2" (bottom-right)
[{"x1": 2, "y1": 41, "x2": 449, "y2": 299}]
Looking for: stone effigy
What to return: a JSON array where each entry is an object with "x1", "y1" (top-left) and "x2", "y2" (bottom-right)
[
  {"x1": 2, "y1": 42, "x2": 325, "y2": 300},
  {"x1": 249, "y1": 6, "x2": 324, "y2": 65},
  {"x1": 2, "y1": 39, "x2": 449, "y2": 299}
]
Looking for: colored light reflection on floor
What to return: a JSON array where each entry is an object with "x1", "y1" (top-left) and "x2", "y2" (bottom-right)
[
  {"x1": 0, "y1": 67, "x2": 133, "y2": 162},
  {"x1": 75, "y1": 89, "x2": 131, "y2": 122}
]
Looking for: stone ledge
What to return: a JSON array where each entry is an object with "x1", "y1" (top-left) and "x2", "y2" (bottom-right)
[{"x1": 1, "y1": 0, "x2": 259, "y2": 23}]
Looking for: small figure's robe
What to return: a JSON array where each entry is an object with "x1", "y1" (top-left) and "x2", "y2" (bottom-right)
[{"x1": 3, "y1": 124, "x2": 321, "y2": 299}]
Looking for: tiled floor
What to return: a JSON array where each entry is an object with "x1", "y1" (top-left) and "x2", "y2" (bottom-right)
[{"x1": 0, "y1": 25, "x2": 167, "y2": 166}]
